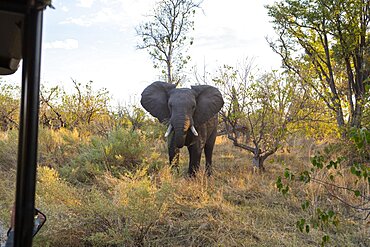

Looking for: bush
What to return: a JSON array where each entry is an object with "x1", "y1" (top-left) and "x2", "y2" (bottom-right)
[
  {"x1": 0, "y1": 130, "x2": 18, "y2": 171},
  {"x1": 1, "y1": 121, "x2": 367, "y2": 246},
  {"x1": 275, "y1": 131, "x2": 370, "y2": 246},
  {"x1": 34, "y1": 167, "x2": 84, "y2": 247},
  {"x1": 115, "y1": 169, "x2": 174, "y2": 246},
  {"x1": 0, "y1": 169, "x2": 15, "y2": 244},
  {"x1": 38, "y1": 127, "x2": 148, "y2": 184},
  {"x1": 33, "y1": 166, "x2": 176, "y2": 247},
  {"x1": 103, "y1": 128, "x2": 146, "y2": 173},
  {"x1": 38, "y1": 128, "x2": 88, "y2": 168}
]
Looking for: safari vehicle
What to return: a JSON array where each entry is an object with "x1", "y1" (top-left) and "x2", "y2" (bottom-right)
[{"x1": 0, "y1": 0, "x2": 50, "y2": 246}]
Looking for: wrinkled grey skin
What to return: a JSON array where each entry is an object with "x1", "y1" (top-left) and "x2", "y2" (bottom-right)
[{"x1": 141, "y1": 81, "x2": 224, "y2": 176}]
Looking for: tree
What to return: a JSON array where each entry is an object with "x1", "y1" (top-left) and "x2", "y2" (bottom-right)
[
  {"x1": 0, "y1": 82, "x2": 20, "y2": 130},
  {"x1": 214, "y1": 62, "x2": 311, "y2": 170},
  {"x1": 61, "y1": 79, "x2": 111, "y2": 132},
  {"x1": 39, "y1": 80, "x2": 113, "y2": 135},
  {"x1": 115, "y1": 102, "x2": 147, "y2": 131},
  {"x1": 266, "y1": 0, "x2": 370, "y2": 132},
  {"x1": 136, "y1": 0, "x2": 201, "y2": 84},
  {"x1": 40, "y1": 85, "x2": 65, "y2": 128}
]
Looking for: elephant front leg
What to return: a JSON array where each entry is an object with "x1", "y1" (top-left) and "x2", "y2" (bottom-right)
[
  {"x1": 204, "y1": 128, "x2": 217, "y2": 176},
  {"x1": 204, "y1": 144, "x2": 214, "y2": 176},
  {"x1": 187, "y1": 144, "x2": 202, "y2": 177},
  {"x1": 168, "y1": 134, "x2": 180, "y2": 173}
]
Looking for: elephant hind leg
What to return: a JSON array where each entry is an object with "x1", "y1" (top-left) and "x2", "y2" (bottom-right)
[{"x1": 204, "y1": 129, "x2": 217, "y2": 176}]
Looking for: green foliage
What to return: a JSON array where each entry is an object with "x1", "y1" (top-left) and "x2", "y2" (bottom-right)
[
  {"x1": 267, "y1": 0, "x2": 370, "y2": 130},
  {"x1": 61, "y1": 80, "x2": 112, "y2": 134},
  {"x1": 348, "y1": 127, "x2": 370, "y2": 184},
  {"x1": 276, "y1": 129, "x2": 369, "y2": 246},
  {"x1": 38, "y1": 128, "x2": 86, "y2": 168},
  {"x1": 0, "y1": 82, "x2": 20, "y2": 131},
  {"x1": 0, "y1": 79, "x2": 118, "y2": 135},
  {"x1": 103, "y1": 128, "x2": 146, "y2": 173},
  {"x1": 296, "y1": 207, "x2": 339, "y2": 247},
  {"x1": 39, "y1": 80, "x2": 113, "y2": 135},
  {"x1": 214, "y1": 63, "x2": 310, "y2": 170},
  {"x1": 276, "y1": 167, "x2": 295, "y2": 195},
  {"x1": 276, "y1": 176, "x2": 290, "y2": 195},
  {"x1": 55, "y1": 128, "x2": 147, "y2": 184},
  {"x1": 277, "y1": 156, "x2": 342, "y2": 246},
  {"x1": 114, "y1": 103, "x2": 147, "y2": 131},
  {"x1": 350, "y1": 163, "x2": 369, "y2": 184},
  {"x1": 349, "y1": 127, "x2": 370, "y2": 152}
]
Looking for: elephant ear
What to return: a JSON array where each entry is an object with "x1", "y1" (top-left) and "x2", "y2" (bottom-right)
[
  {"x1": 141, "y1": 81, "x2": 176, "y2": 123},
  {"x1": 191, "y1": 85, "x2": 224, "y2": 126}
]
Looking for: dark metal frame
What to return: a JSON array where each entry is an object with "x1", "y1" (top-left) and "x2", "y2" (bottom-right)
[{"x1": 0, "y1": 1, "x2": 45, "y2": 246}]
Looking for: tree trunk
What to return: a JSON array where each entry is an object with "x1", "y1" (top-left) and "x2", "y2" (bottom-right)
[
  {"x1": 322, "y1": 29, "x2": 346, "y2": 129},
  {"x1": 252, "y1": 155, "x2": 266, "y2": 172},
  {"x1": 351, "y1": 96, "x2": 364, "y2": 128},
  {"x1": 167, "y1": 60, "x2": 172, "y2": 84},
  {"x1": 334, "y1": 104, "x2": 345, "y2": 128},
  {"x1": 252, "y1": 146, "x2": 266, "y2": 171}
]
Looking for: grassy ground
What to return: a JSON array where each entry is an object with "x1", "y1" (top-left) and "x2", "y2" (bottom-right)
[{"x1": 0, "y1": 131, "x2": 368, "y2": 247}]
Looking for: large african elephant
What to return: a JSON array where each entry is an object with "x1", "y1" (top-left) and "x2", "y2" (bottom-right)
[{"x1": 141, "y1": 81, "x2": 224, "y2": 176}]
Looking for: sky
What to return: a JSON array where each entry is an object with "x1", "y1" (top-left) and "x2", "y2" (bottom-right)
[{"x1": 4, "y1": 0, "x2": 281, "y2": 104}]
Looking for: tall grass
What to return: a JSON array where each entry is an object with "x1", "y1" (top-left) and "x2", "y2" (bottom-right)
[{"x1": 0, "y1": 128, "x2": 368, "y2": 246}]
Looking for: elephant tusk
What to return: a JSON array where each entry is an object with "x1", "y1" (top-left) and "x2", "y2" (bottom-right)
[
  {"x1": 164, "y1": 124, "x2": 173, "y2": 138},
  {"x1": 190, "y1": 126, "x2": 198, "y2": 136}
]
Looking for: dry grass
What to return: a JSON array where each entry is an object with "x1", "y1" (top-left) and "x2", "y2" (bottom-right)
[
  {"x1": 137, "y1": 137, "x2": 368, "y2": 247},
  {"x1": 0, "y1": 131, "x2": 368, "y2": 247}
]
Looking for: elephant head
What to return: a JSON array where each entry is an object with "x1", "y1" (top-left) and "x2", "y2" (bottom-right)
[{"x1": 141, "y1": 81, "x2": 224, "y2": 148}]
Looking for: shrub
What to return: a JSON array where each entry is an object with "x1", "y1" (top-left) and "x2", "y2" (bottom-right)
[
  {"x1": 0, "y1": 169, "x2": 15, "y2": 243},
  {"x1": 115, "y1": 169, "x2": 174, "y2": 246},
  {"x1": 103, "y1": 128, "x2": 146, "y2": 173},
  {"x1": 34, "y1": 166, "x2": 176, "y2": 247},
  {"x1": 275, "y1": 131, "x2": 370, "y2": 246},
  {"x1": 43, "y1": 127, "x2": 148, "y2": 184},
  {"x1": 0, "y1": 130, "x2": 18, "y2": 171},
  {"x1": 38, "y1": 128, "x2": 88, "y2": 169},
  {"x1": 34, "y1": 167, "x2": 85, "y2": 247}
]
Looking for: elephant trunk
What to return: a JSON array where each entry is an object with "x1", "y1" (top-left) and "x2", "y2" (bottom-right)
[
  {"x1": 174, "y1": 128, "x2": 186, "y2": 148},
  {"x1": 172, "y1": 116, "x2": 195, "y2": 148}
]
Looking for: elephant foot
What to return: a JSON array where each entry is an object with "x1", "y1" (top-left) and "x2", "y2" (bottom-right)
[{"x1": 187, "y1": 168, "x2": 196, "y2": 178}]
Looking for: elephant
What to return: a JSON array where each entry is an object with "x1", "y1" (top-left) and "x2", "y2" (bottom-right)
[{"x1": 140, "y1": 81, "x2": 224, "y2": 176}]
